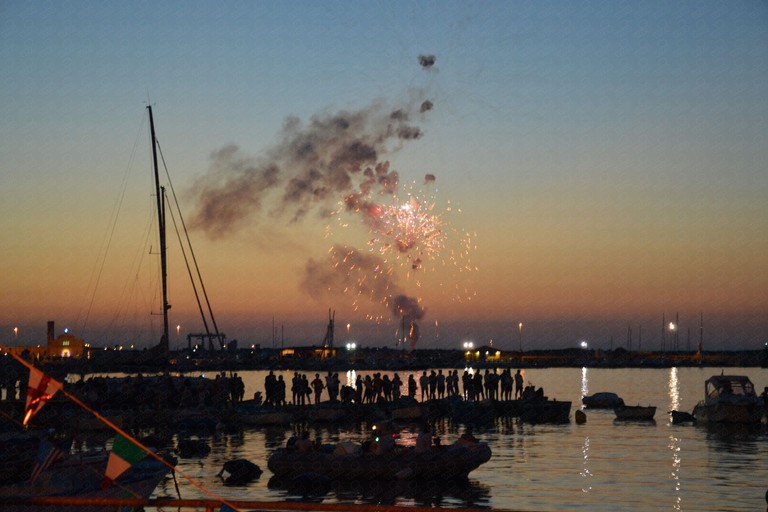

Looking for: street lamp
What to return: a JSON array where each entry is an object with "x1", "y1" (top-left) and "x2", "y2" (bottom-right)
[
  {"x1": 13, "y1": 327, "x2": 18, "y2": 340},
  {"x1": 518, "y1": 322, "x2": 523, "y2": 352}
]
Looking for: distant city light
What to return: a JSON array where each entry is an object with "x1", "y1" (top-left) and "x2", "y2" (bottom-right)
[
  {"x1": 462, "y1": 341, "x2": 474, "y2": 349},
  {"x1": 580, "y1": 340, "x2": 589, "y2": 349},
  {"x1": 346, "y1": 342, "x2": 356, "y2": 350}
]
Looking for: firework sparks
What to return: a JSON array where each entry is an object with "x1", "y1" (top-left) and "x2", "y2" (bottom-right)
[{"x1": 374, "y1": 192, "x2": 444, "y2": 263}]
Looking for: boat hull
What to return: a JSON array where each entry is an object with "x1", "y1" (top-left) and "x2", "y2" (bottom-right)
[
  {"x1": 692, "y1": 401, "x2": 763, "y2": 424},
  {"x1": 614, "y1": 405, "x2": 656, "y2": 421},
  {"x1": 0, "y1": 453, "x2": 173, "y2": 512},
  {"x1": 268, "y1": 442, "x2": 492, "y2": 480}
]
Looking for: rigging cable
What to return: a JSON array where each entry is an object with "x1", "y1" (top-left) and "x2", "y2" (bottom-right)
[
  {"x1": 76, "y1": 113, "x2": 147, "y2": 340},
  {"x1": 156, "y1": 140, "x2": 225, "y2": 350},
  {"x1": 165, "y1": 189, "x2": 213, "y2": 340}
]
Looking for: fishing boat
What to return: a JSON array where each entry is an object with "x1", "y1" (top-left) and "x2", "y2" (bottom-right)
[
  {"x1": 614, "y1": 405, "x2": 656, "y2": 421},
  {"x1": 268, "y1": 440, "x2": 492, "y2": 480},
  {"x1": 691, "y1": 374, "x2": 764, "y2": 424}
]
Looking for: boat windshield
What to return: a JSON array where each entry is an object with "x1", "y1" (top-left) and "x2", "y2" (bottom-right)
[{"x1": 705, "y1": 376, "x2": 754, "y2": 398}]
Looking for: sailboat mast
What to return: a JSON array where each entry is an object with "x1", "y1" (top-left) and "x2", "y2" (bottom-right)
[{"x1": 148, "y1": 106, "x2": 170, "y2": 354}]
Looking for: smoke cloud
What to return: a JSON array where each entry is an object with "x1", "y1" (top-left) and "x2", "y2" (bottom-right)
[
  {"x1": 188, "y1": 98, "x2": 431, "y2": 238},
  {"x1": 301, "y1": 246, "x2": 426, "y2": 342},
  {"x1": 418, "y1": 54, "x2": 436, "y2": 69},
  {"x1": 188, "y1": 56, "x2": 441, "y2": 343}
]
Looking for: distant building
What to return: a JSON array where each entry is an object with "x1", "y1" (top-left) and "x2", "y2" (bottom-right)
[
  {"x1": 280, "y1": 346, "x2": 337, "y2": 360},
  {"x1": 5, "y1": 321, "x2": 86, "y2": 360}
]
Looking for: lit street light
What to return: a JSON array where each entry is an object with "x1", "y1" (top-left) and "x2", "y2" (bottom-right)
[{"x1": 518, "y1": 322, "x2": 523, "y2": 352}]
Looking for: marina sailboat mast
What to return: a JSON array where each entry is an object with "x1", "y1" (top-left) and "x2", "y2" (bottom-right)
[{"x1": 148, "y1": 105, "x2": 170, "y2": 355}]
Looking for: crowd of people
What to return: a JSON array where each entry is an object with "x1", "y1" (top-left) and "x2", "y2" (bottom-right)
[{"x1": 263, "y1": 368, "x2": 529, "y2": 406}]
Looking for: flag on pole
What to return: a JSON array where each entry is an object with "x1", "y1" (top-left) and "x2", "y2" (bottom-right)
[
  {"x1": 23, "y1": 366, "x2": 63, "y2": 426},
  {"x1": 29, "y1": 438, "x2": 65, "y2": 482},
  {"x1": 102, "y1": 434, "x2": 149, "y2": 488}
]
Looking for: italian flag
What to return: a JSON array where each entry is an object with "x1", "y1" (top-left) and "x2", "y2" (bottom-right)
[
  {"x1": 24, "y1": 367, "x2": 63, "y2": 426},
  {"x1": 102, "y1": 434, "x2": 148, "y2": 487}
]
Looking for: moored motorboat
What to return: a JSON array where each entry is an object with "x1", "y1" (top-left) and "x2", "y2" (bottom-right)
[
  {"x1": 614, "y1": 405, "x2": 656, "y2": 421},
  {"x1": 582, "y1": 392, "x2": 624, "y2": 409},
  {"x1": 691, "y1": 374, "x2": 764, "y2": 424}
]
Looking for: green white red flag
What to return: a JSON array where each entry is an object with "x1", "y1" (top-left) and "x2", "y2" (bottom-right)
[
  {"x1": 24, "y1": 366, "x2": 63, "y2": 426},
  {"x1": 102, "y1": 434, "x2": 149, "y2": 487}
]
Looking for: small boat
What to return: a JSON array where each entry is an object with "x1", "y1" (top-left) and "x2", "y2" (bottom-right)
[
  {"x1": 582, "y1": 392, "x2": 624, "y2": 409},
  {"x1": 268, "y1": 441, "x2": 492, "y2": 480},
  {"x1": 614, "y1": 405, "x2": 656, "y2": 421},
  {"x1": 670, "y1": 410, "x2": 695, "y2": 424},
  {"x1": 691, "y1": 374, "x2": 764, "y2": 424},
  {"x1": 0, "y1": 429, "x2": 175, "y2": 512}
]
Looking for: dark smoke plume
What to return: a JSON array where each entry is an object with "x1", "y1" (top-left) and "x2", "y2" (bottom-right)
[
  {"x1": 189, "y1": 99, "x2": 431, "y2": 237},
  {"x1": 301, "y1": 246, "x2": 426, "y2": 341},
  {"x1": 418, "y1": 54, "x2": 436, "y2": 68}
]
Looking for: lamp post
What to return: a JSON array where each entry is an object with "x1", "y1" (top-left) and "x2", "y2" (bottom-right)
[{"x1": 518, "y1": 322, "x2": 523, "y2": 352}]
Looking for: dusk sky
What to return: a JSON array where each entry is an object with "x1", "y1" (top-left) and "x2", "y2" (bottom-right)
[{"x1": 2, "y1": 1, "x2": 766, "y2": 351}]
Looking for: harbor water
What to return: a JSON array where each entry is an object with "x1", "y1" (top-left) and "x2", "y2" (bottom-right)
[{"x1": 141, "y1": 366, "x2": 768, "y2": 511}]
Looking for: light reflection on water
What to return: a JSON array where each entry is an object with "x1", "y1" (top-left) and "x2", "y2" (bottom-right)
[
  {"x1": 668, "y1": 368, "x2": 682, "y2": 510},
  {"x1": 145, "y1": 366, "x2": 768, "y2": 511}
]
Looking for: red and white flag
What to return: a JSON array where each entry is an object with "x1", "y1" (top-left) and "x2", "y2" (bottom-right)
[{"x1": 23, "y1": 367, "x2": 63, "y2": 426}]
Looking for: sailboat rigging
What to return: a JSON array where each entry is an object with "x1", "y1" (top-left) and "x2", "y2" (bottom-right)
[{"x1": 146, "y1": 105, "x2": 225, "y2": 359}]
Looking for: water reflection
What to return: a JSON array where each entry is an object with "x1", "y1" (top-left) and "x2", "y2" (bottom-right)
[
  {"x1": 267, "y1": 475, "x2": 491, "y2": 509},
  {"x1": 668, "y1": 367, "x2": 680, "y2": 412},
  {"x1": 580, "y1": 435, "x2": 592, "y2": 493},
  {"x1": 579, "y1": 367, "x2": 592, "y2": 493},
  {"x1": 668, "y1": 367, "x2": 682, "y2": 510}
]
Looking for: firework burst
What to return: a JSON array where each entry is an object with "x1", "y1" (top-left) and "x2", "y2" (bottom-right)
[{"x1": 332, "y1": 176, "x2": 476, "y2": 297}]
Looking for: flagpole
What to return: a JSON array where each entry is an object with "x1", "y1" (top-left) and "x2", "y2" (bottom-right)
[{"x1": 0, "y1": 344, "x2": 245, "y2": 512}]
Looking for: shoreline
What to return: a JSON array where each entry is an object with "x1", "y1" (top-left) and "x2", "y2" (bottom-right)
[{"x1": 10, "y1": 347, "x2": 767, "y2": 376}]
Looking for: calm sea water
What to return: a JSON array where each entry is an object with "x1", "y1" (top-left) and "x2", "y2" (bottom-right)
[{"x1": 144, "y1": 366, "x2": 768, "y2": 511}]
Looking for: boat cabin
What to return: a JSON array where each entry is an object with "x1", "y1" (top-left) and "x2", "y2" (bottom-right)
[{"x1": 705, "y1": 375, "x2": 756, "y2": 399}]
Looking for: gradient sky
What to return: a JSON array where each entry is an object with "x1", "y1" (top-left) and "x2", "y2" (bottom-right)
[{"x1": 2, "y1": 1, "x2": 766, "y2": 351}]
